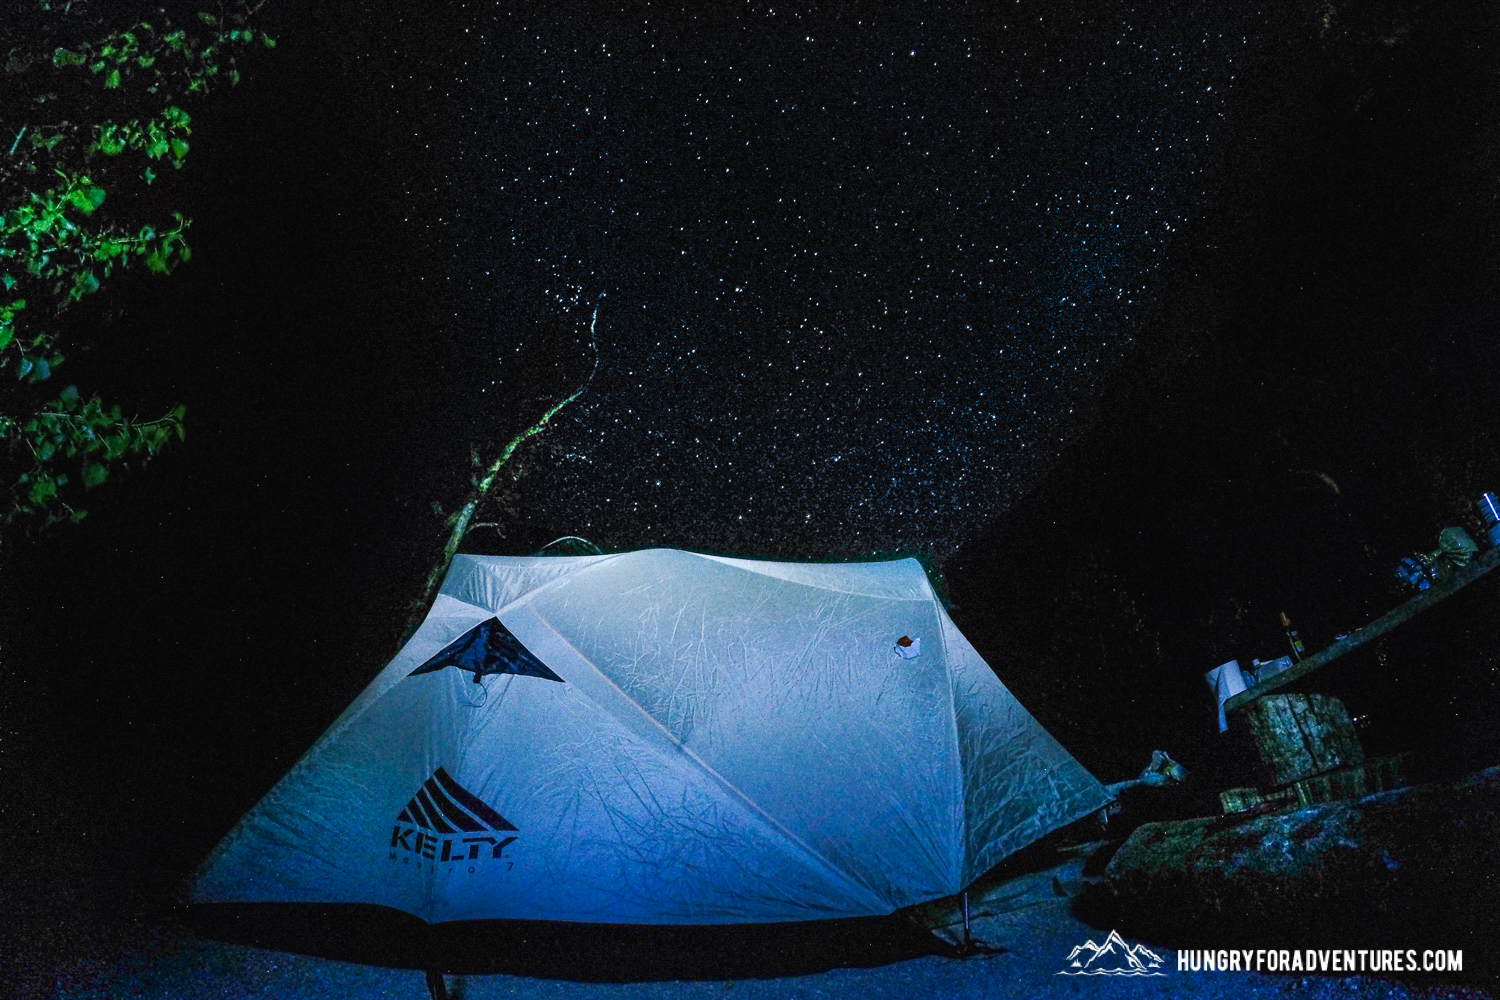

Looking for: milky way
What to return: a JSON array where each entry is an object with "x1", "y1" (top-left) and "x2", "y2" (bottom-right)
[{"x1": 390, "y1": 3, "x2": 1273, "y2": 562}]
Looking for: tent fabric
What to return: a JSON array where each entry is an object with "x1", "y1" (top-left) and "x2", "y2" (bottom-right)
[{"x1": 192, "y1": 549, "x2": 1109, "y2": 925}]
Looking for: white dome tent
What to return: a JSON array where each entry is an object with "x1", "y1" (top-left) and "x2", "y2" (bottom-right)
[{"x1": 193, "y1": 549, "x2": 1107, "y2": 924}]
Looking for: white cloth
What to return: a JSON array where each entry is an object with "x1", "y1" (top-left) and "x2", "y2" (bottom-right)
[{"x1": 1204, "y1": 659, "x2": 1248, "y2": 733}]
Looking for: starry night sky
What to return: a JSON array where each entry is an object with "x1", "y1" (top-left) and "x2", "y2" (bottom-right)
[
  {"x1": 396, "y1": 1, "x2": 1259, "y2": 560},
  {"x1": 5, "y1": 0, "x2": 1500, "y2": 928}
]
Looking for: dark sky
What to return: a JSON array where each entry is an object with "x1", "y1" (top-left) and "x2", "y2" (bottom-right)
[
  {"x1": 4, "y1": 0, "x2": 1500, "y2": 932},
  {"x1": 385, "y1": 1, "x2": 1264, "y2": 560}
]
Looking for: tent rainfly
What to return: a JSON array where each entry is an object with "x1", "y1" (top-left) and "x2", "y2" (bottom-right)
[{"x1": 192, "y1": 549, "x2": 1109, "y2": 924}]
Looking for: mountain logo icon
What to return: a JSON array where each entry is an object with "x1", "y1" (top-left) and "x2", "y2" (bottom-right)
[
  {"x1": 397, "y1": 767, "x2": 516, "y2": 834},
  {"x1": 388, "y1": 768, "x2": 517, "y2": 869},
  {"x1": 1057, "y1": 929, "x2": 1167, "y2": 976}
]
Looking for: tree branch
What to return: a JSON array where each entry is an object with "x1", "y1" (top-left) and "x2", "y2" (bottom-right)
[{"x1": 400, "y1": 308, "x2": 601, "y2": 644}]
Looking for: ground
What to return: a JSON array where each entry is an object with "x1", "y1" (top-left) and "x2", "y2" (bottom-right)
[{"x1": 10, "y1": 873, "x2": 1488, "y2": 999}]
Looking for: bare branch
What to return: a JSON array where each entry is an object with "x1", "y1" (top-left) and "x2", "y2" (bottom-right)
[{"x1": 400, "y1": 308, "x2": 601, "y2": 644}]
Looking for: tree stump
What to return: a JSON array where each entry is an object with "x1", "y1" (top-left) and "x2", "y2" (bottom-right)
[{"x1": 1237, "y1": 693, "x2": 1364, "y2": 785}]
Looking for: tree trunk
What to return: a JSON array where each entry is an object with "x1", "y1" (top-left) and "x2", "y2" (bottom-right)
[{"x1": 399, "y1": 309, "x2": 599, "y2": 645}]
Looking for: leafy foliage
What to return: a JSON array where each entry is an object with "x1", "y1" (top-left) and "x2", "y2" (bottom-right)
[
  {"x1": 0, "y1": 1, "x2": 274, "y2": 531},
  {"x1": 48, "y1": 8, "x2": 275, "y2": 100},
  {"x1": 0, "y1": 383, "x2": 184, "y2": 526}
]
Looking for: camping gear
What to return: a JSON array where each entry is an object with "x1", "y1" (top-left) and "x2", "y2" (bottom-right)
[
  {"x1": 1478, "y1": 493, "x2": 1500, "y2": 546},
  {"x1": 1398, "y1": 527, "x2": 1480, "y2": 591},
  {"x1": 1279, "y1": 611, "x2": 1305, "y2": 661},
  {"x1": 1395, "y1": 553, "x2": 1434, "y2": 591},
  {"x1": 191, "y1": 549, "x2": 1109, "y2": 925},
  {"x1": 1434, "y1": 526, "x2": 1478, "y2": 572},
  {"x1": 1098, "y1": 750, "x2": 1188, "y2": 826},
  {"x1": 1249, "y1": 656, "x2": 1292, "y2": 685},
  {"x1": 1204, "y1": 659, "x2": 1248, "y2": 733}
]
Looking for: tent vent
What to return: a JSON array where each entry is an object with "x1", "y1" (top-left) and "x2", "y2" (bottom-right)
[{"x1": 409, "y1": 618, "x2": 563, "y2": 684}]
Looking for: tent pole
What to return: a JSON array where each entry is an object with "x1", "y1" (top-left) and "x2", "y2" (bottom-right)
[{"x1": 963, "y1": 891, "x2": 971, "y2": 951}]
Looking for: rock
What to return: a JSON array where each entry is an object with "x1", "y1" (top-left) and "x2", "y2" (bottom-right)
[{"x1": 1080, "y1": 766, "x2": 1500, "y2": 952}]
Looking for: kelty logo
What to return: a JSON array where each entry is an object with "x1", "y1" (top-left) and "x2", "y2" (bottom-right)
[{"x1": 389, "y1": 767, "x2": 517, "y2": 869}]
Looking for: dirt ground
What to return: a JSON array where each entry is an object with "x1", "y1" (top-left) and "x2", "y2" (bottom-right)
[{"x1": 8, "y1": 874, "x2": 1489, "y2": 1000}]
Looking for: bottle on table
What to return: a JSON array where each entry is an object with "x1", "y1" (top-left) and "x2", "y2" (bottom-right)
[{"x1": 1280, "y1": 611, "x2": 1305, "y2": 662}]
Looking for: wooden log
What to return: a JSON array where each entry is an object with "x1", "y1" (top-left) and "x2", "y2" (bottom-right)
[
  {"x1": 1238, "y1": 693, "x2": 1363, "y2": 784},
  {"x1": 1225, "y1": 544, "x2": 1500, "y2": 713}
]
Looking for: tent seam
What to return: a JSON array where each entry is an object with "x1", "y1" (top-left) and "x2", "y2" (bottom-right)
[
  {"x1": 449, "y1": 552, "x2": 628, "y2": 621},
  {"x1": 523, "y1": 603, "x2": 893, "y2": 916},
  {"x1": 936, "y1": 604, "x2": 967, "y2": 891},
  {"x1": 690, "y1": 552, "x2": 932, "y2": 600}
]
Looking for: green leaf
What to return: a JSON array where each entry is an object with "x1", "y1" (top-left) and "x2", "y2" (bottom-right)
[
  {"x1": 198, "y1": 11, "x2": 218, "y2": 25},
  {"x1": 28, "y1": 474, "x2": 57, "y2": 503},
  {"x1": 147, "y1": 139, "x2": 169, "y2": 159},
  {"x1": 137, "y1": 54, "x2": 156, "y2": 68},
  {"x1": 68, "y1": 186, "x2": 106, "y2": 215},
  {"x1": 82, "y1": 460, "x2": 108, "y2": 488},
  {"x1": 60, "y1": 384, "x2": 79, "y2": 405},
  {"x1": 96, "y1": 126, "x2": 126, "y2": 156},
  {"x1": 262, "y1": 34, "x2": 277, "y2": 49},
  {"x1": 0, "y1": 326, "x2": 12, "y2": 351},
  {"x1": 53, "y1": 47, "x2": 86, "y2": 67},
  {"x1": 1, "y1": 275, "x2": 12, "y2": 291},
  {"x1": 105, "y1": 68, "x2": 122, "y2": 89},
  {"x1": 17, "y1": 357, "x2": 32, "y2": 379},
  {"x1": 170, "y1": 138, "x2": 189, "y2": 159},
  {"x1": 69, "y1": 509, "x2": 88, "y2": 523},
  {"x1": 143, "y1": 166, "x2": 156, "y2": 185}
]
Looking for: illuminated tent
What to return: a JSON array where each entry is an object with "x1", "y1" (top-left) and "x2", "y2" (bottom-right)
[{"x1": 192, "y1": 549, "x2": 1107, "y2": 924}]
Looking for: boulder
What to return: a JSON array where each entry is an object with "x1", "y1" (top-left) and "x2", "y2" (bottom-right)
[{"x1": 1079, "y1": 766, "x2": 1500, "y2": 955}]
